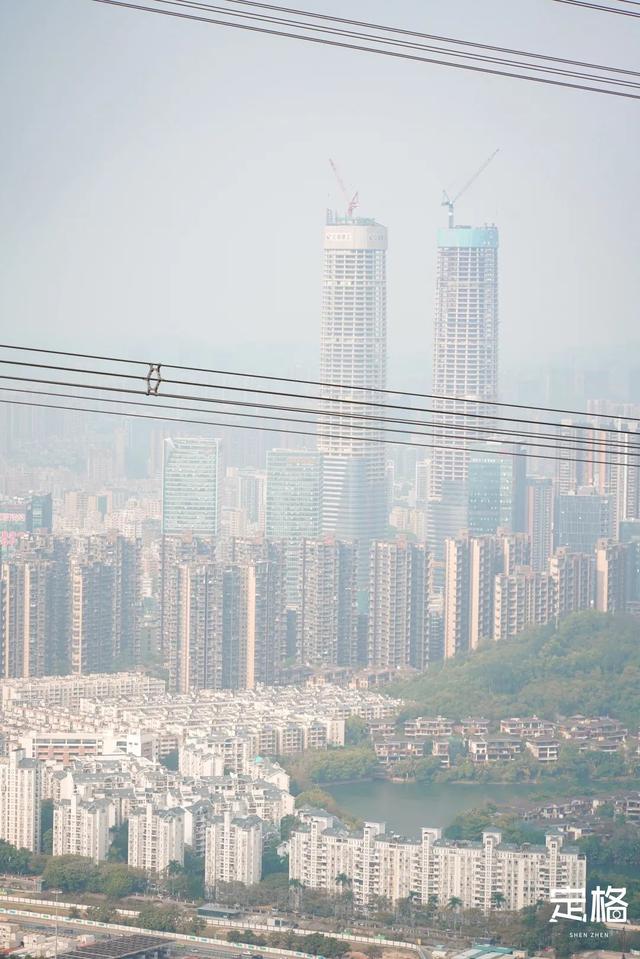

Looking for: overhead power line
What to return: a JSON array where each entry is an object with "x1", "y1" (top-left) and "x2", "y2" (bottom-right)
[
  {"x1": 1, "y1": 391, "x2": 636, "y2": 470},
  {"x1": 2, "y1": 343, "x2": 639, "y2": 430},
  {"x1": 1, "y1": 346, "x2": 639, "y2": 469},
  {"x1": 87, "y1": 0, "x2": 640, "y2": 99},
  {"x1": 2, "y1": 360, "x2": 640, "y2": 444},
  {"x1": 3, "y1": 384, "x2": 639, "y2": 463},
  {"x1": 551, "y1": 0, "x2": 640, "y2": 16}
]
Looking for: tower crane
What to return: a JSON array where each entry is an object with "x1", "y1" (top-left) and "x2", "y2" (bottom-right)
[
  {"x1": 329, "y1": 158, "x2": 359, "y2": 219},
  {"x1": 441, "y1": 148, "x2": 499, "y2": 229}
]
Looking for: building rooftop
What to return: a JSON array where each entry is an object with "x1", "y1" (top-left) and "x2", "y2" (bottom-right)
[{"x1": 57, "y1": 935, "x2": 171, "y2": 959}]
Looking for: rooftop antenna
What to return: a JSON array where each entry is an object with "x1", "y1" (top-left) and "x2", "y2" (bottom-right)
[{"x1": 442, "y1": 148, "x2": 499, "y2": 228}]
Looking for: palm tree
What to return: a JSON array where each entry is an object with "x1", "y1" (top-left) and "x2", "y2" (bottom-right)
[
  {"x1": 288, "y1": 878, "x2": 304, "y2": 912},
  {"x1": 447, "y1": 896, "x2": 463, "y2": 932},
  {"x1": 335, "y1": 872, "x2": 352, "y2": 892},
  {"x1": 491, "y1": 891, "x2": 507, "y2": 910}
]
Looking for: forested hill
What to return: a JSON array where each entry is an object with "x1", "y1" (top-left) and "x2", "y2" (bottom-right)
[{"x1": 393, "y1": 613, "x2": 640, "y2": 727}]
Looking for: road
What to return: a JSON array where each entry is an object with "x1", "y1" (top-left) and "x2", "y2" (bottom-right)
[{"x1": 0, "y1": 906, "x2": 429, "y2": 959}]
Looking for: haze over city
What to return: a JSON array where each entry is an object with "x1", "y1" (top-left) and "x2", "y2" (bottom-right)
[
  {"x1": 2, "y1": 0, "x2": 640, "y2": 396},
  {"x1": 0, "y1": 1, "x2": 639, "y2": 957}
]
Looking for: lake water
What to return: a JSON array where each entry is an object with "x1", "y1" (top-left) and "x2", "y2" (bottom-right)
[{"x1": 327, "y1": 780, "x2": 545, "y2": 838}]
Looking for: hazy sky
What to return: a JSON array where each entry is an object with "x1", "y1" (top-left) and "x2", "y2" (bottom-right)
[{"x1": 1, "y1": 0, "x2": 639, "y2": 397}]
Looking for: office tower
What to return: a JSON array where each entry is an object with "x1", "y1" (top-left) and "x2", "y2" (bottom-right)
[
  {"x1": 428, "y1": 225, "x2": 499, "y2": 559},
  {"x1": 162, "y1": 437, "x2": 219, "y2": 536},
  {"x1": 468, "y1": 450, "x2": 526, "y2": 535},
  {"x1": 318, "y1": 215, "x2": 388, "y2": 544},
  {"x1": 205, "y1": 811, "x2": 263, "y2": 891},
  {"x1": 525, "y1": 477, "x2": 554, "y2": 571},
  {"x1": 128, "y1": 804, "x2": 185, "y2": 872},
  {"x1": 368, "y1": 541, "x2": 430, "y2": 669},
  {"x1": 0, "y1": 749, "x2": 41, "y2": 852},
  {"x1": 443, "y1": 534, "x2": 500, "y2": 658},
  {"x1": 53, "y1": 795, "x2": 112, "y2": 862},
  {"x1": 555, "y1": 489, "x2": 612, "y2": 553},
  {"x1": 1, "y1": 559, "x2": 54, "y2": 678},
  {"x1": 298, "y1": 538, "x2": 358, "y2": 666},
  {"x1": 549, "y1": 549, "x2": 595, "y2": 619},
  {"x1": 25, "y1": 494, "x2": 53, "y2": 534},
  {"x1": 595, "y1": 539, "x2": 628, "y2": 613},
  {"x1": 266, "y1": 449, "x2": 323, "y2": 604},
  {"x1": 494, "y1": 566, "x2": 555, "y2": 641}
]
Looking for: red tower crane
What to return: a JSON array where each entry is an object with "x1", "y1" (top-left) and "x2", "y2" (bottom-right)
[{"x1": 329, "y1": 158, "x2": 359, "y2": 219}]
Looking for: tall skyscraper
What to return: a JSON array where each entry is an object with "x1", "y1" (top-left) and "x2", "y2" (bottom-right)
[
  {"x1": 318, "y1": 214, "x2": 388, "y2": 544},
  {"x1": 162, "y1": 437, "x2": 219, "y2": 537},
  {"x1": 428, "y1": 225, "x2": 499, "y2": 559},
  {"x1": 266, "y1": 449, "x2": 323, "y2": 605}
]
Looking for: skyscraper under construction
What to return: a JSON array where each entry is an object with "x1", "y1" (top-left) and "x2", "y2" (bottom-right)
[
  {"x1": 428, "y1": 224, "x2": 500, "y2": 559},
  {"x1": 318, "y1": 212, "x2": 388, "y2": 544}
]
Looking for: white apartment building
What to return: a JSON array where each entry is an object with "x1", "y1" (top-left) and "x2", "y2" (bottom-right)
[
  {"x1": 205, "y1": 811, "x2": 263, "y2": 891},
  {"x1": 128, "y1": 804, "x2": 185, "y2": 873},
  {"x1": 0, "y1": 749, "x2": 41, "y2": 852},
  {"x1": 53, "y1": 794, "x2": 113, "y2": 862},
  {"x1": 289, "y1": 814, "x2": 586, "y2": 913}
]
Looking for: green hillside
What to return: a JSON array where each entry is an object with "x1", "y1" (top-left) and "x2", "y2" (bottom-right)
[{"x1": 393, "y1": 613, "x2": 640, "y2": 727}]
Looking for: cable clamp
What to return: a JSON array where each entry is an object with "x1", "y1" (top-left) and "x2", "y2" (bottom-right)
[{"x1": 146, "y1": 363, "x2": 162, "y2": 395}]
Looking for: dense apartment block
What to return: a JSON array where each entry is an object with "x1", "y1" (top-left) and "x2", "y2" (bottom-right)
[
  {"x1": 128, "y1": 804, "x2": 185, "y2": 873},
  {"x1": 204, "y1": 811, "x2": 263, "y2": 891},
  {"x1": 0, "y1": 748, "x2": 41, "y2": 852},
  {"x1": 53, "y1": 794, "x2": 113, "y2": 862},
  {"x1": 367, "y1": 541, "x2": 430, "y2": 669},
  {"x1": 298, "y1": 538, "x2": 358, "y2": 666},
  {"x1": 289, "y1": 813, "x2": 585, "y2": 912}
]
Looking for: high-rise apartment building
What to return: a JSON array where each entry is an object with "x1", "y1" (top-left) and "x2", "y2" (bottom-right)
[
  {"x1": 1, "y1": 559, "x2": 54, "y2": 678},
  {"x1": 595, "y1": 539, "x2": 628, "y2": 613},
  {"x1": 428, "y1": 226, "x2": 499, "y2": 558},
  {"x1": 494, "y1": 566, "x2": 555, "y2": 642},
  {"x1": 318, "y1": 215, "x2": 388, "y2": 544},
  {"x1": 298, "y1": 538, "x2": 358, "y2": 666},
  {"x1": 443, "y1": 533, "x2": 501, "y2": 658},
  {"x1": 162, "y1": 437, "x2": 219, "y2": 537},
  {"x1": 526, "y1": 477, "x2": 554, "y2": 571},
  {"x1": 549, "y1": 549, "x2": 595, "y2": 619},
  {"x1": 0, "y1": 749, "x2": 41, "y2": 852},
  {"x1": 368, "y1": 541, "x2": 430, "y2": 669},
  {"x1": 53, "y1": 794, "x2": 112, "y2": 862},
  {"x1": 290, "y1": 814, "x2": 585, "y2": 912},
  {"x1": 204, "y1": 811, "x2": 262, "y2": 891},
  {"x1": 128, "y1": 804, "x2": 185, "y2": 873}
]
